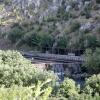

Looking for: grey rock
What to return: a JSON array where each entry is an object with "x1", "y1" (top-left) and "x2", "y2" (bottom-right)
[
  {"x1": 66, "y1": 5, "x2": 71, "y2": 12},
  {"x1": 80, "y1": 22, "x2": 93, "y2": 32}
]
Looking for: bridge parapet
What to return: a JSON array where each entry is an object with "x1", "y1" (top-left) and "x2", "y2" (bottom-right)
[{"x1": 21, "y1": 51, "x2": 85, "y2": 63}]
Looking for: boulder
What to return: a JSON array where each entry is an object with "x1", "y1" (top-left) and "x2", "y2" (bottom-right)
[{"x1": 80, "y1": 22, "x2": 94, "y2": 32}]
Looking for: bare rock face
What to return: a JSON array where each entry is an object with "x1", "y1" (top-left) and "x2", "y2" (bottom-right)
[
  {"x1": 0, "y1": 0, "x2": 95, "y2": 23},
  {"x1": 0, "y1": 0, "x2": 82, "y2": 20},
  {"x1": 0, "y1": 0, "x2": 60, "y2": 22}
]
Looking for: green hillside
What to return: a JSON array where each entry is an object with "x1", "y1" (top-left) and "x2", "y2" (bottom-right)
[{"x1": 0, "y1": 0, "x2": 100, "y2": 51}]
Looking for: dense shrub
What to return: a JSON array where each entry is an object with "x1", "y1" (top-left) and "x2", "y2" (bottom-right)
[
  {"x1": 22, "y1": 32, "x2": 55, "y2": 50},
  {"x1": 51, "y1": 75, "x2": 100, "y2": 100},
  {"x1": 57, "y1": 0, "x2": 72, "y2": 20},
  {"x1": 68, "y1": 93, "x2": 100, "y2": 100},
  {"x1": 8, "y1": 27, "x2": 24, "y2": 43},
  {"x1": 96, "y1": 0, "x2": 100, "y2": 4},
  {"x1": 97, "y1": 27, "x2": 100, "y2": 33},
  {"x1": 57, "y1": 78, "x2": 79, "y2": 98},
  {"x1": 0, "y1": 79, "x2": 52, "y2": 100},
  {"x1": 0, "y1": 50, "x2": 36, "y2": 87},
  {"x1": 84, "y1": 48, "x2": 100, "y2": 71},
  {"x1": 84, "y1": 74, "x2": 100, "y2": 95},
  {"x1": 81, "y1": 3, "x2": 92, "y2": 18},
  {"x1": 84, "y1": 35, "x2": 98, "y2": 49},
  {"x1": 56, "y1": 36, "x2": 68, "y2": 48},
  {"x1": 39, "y1": 33, "x2": 54, "y2": 49},
  {"x1": 70, "y1": 20, "x2": 81, "y2": 32},
  {"x1": 3, "y1": 0, "x2": 12, "y2": 5},
  {"x1": 22, "y1": 32, "x2": 41, "y2": 48},
  {"x1": 0, "y1": 50, "x2": 55, "y2": 87}
]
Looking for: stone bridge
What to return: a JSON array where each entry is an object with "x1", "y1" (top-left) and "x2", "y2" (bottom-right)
[
  {"x1": 21, "y1": 51, "x2": 86, "y2": 82},
  {"x1": 21, "y1": 51, "x2": 85, "y2": 64}
]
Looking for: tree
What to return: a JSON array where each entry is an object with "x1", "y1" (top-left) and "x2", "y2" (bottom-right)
[
  {"x1": 84, "y1": 48, "x2": 100, "y2": 72},
  {"x1": 22, "y1": 32, "x2": 41, "y2": 48},
  {"x1": 56, "y1": 36, "x2": 68, "y2": 48},
  {"x1": 8, "y1": 27, "x2": 24, "y2": 43},
  {"x1": 84, "y1": 35, "x2": 98, "y2": 49},
  {"x1": 84, "y1": 74, "x2": 100, "y2": 95},
  {"x1": 40, "y1": 33, "x2": 54, "y2": 49},
  {"x1": 96, "y1": 0, "x2": 100, "y2": 4},
  {"x1": 57, "y1": 78, "x2": 79, "y2": 98}
]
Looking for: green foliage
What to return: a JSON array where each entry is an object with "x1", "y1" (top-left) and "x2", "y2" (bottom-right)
[
  {"x1": 68, "y1": 93, "x2": 100, "y2": 100},
  {"x1": 51, "y1": 75, "x2": 100, "y2": 100},
  {"x1": 97, "y1": 27, "x2": 100, "y2": 33},
  {"x1": 96, "y1": 0, "x2": 100, "y2": 4},
  {"x1": 57, "y1": 78, "x2": 79, "y2": 98},
  {"x1": 84, "y1": 35, "x2": 98, "y2": 49},
  {"x1": 70, "y1": 20, "x2": 80, "y2": 32},
  {"x1": 84, "y1": 48, "x2": 100, "y2": 70},
  {"x1": 21, "y1": 32, "x2": 40, "y2": 48},
  {"x1": 33, "y1": 79, "x2": 52, "y2": 100},
  {"x1": 81, "y1": 3, "x2": 92, "y2": 18},
  {"x1": 3, "y1": 0, "x2": 12, "y2": 5},
  {"x1": 56, "y1": 36, "x2": 68, "y2": 48},
  {"x1": 0, "y1": 50, "x2": 55, "y2": 87},
  {"x1": 46, "y1": 16, "x2": 58, "y2": 22},
  {"x1": 57, "y1": 0, "x2": 72, "y2": 20},
  {"x1": 73, "y1": 33, "x2": 85, "y2": 49},
  {"x1": 22, "y1": 31, "x2": 54, "y2": 50},
  {"x1": 40, "y1": 33, "x2": 54, "y2": 49},
  {"x1": 0, "y1": 50, "x2": 35, "y2": 87},
  {"x1": 34, "y1": 70, "x2": 56, "y2": 85},
  {"x1": 0, "y1": 0, "x2": 100, "y2": 52},
  {"x1": 8, "y1": 27, "x2": 24, "y2": 43},
  {"x1": 0, "y1": 4, "x2": 4, "y2": 12},
  {"x1": 0, "y1": 79, "x2": 52, "y2": 100},
  {"x1": 57, "y1": 9, "x2": 71, "y2": 20},
  {"x1": 84, "y1": 74, "x2": 100, "y2": 95}
]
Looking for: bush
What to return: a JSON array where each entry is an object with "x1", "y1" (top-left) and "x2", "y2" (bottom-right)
[
  {"x1": 56, "y1": 36, "x2": 68, "y2": 48},
  {"x1": 70, "y1": 20, "x2": 80, "y2": 32},
  {"x1": 57, "y1": 78, "x2": 79, "y2": 98},
  {"x1": 57, "y1": 0, "x2": 72, "y2": 20},
  {"x1": 84, "y1": 48, "x2": 100, "y2": 71},
  {"x1": 84, "y1": 74, "x2": 100, "y2": 95},
  {"x1": 81, "y1": 4, "x2": 91, "y2": 18},
  {"x1": 3, "y1": 0, "x2": 12, "y2": 5},
  {"x1": 22, "y1": 32, "x2": 41, "y2": 48},
  {"x1": 96, "y1": 0, "x2": 100, "y2": 4},
  {"x1": 68, "y1": 93, "x2": 100, "y2": 100},
  {"x1": 8, "y1": 27, "x2": 24, "y2": 43},
  {"x1": 40, "y1": 33, "x2": 54, "y2": 49},
  {"x1": 51, "y1": 76, "x2": 100, "y2": 100},
  {"x1": 0, "y1": 50, "x2": 36, "y2": 87},
  {"x1": 0, "y1": 79, "x2": 52, "y2": 100},
  {"x1": 0, "y1": 50, "x2": 55, "y2": 87},
  {"x1": 22, "y1": 32, "x2": 55, "y2": 51},
  {"x1": 84, "y1": 35, "x2": 98, "y2": 49}
]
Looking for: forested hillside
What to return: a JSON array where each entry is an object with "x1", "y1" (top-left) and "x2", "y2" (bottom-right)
[
  {"x1": 0, "y1": 1, "x2": 100, "y2": 100},
  {"x1": 0, "y1": 0, "x2": 100, "y2": 50}
]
